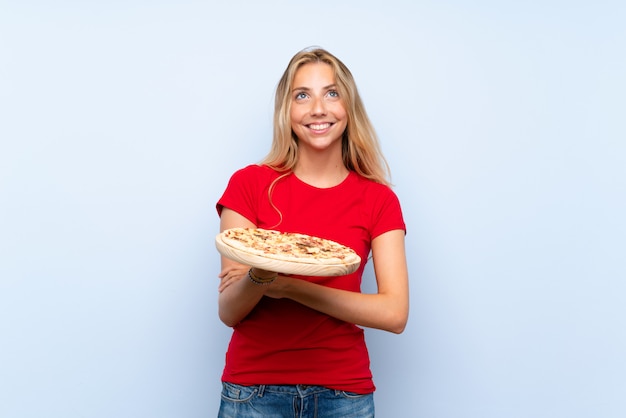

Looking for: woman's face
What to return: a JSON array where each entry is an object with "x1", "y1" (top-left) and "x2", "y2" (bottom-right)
[{"x1": 290, "y1": 62, "x2": 347, "y2": 152}]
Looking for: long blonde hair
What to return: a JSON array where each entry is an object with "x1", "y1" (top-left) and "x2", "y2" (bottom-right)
[{"x1": 261, "y1": 47, "x2": 391, "y2": 186}]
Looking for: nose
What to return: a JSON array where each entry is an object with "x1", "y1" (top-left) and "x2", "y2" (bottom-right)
[{"x1": 310, "y1": 96, "x2": 327, "y2": 116}]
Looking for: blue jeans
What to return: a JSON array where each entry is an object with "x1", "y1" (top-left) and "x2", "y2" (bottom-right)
[{"x1": 218, "y1": 382, "x2": 375, "y2": 418}]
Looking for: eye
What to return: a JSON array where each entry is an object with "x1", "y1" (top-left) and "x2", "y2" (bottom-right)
[
  {"x1": 327, "y1": 90, "x2": 339, "y2": 98},
  {"x1": 295, "y1": 92, "x2": 308, "y2": 100}
]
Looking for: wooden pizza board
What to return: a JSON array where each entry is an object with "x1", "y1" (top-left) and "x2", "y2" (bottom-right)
[{"x1": 215, "y1": 233, "x2": 361, "y2": 277}]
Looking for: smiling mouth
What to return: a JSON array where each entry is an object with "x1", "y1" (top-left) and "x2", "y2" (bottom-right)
[{"x1": 307, "y1": 123, "x2": 332, "y2": 131}]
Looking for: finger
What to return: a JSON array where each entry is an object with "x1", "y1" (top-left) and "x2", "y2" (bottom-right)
[{"x1": 218, "y1": 277, "x2": 233, "y2": 292}]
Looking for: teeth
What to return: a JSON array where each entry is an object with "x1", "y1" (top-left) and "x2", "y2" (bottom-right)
[{"x1": 309, "y1": 123, "x2": 330, "y2": 130}]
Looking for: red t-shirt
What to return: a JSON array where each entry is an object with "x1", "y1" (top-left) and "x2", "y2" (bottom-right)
[{"x1": 216, "y1": 164, "x2": 406, "y2": 393}]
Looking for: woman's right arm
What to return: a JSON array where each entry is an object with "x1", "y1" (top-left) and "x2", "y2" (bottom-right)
[{"x1": 217, "y1": 208, "x2": 273, "y2": 327}]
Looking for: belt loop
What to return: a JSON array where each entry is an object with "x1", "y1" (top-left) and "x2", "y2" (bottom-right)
[{"x1": 257, "y1": 384, "x2": 266, "y2": 397}]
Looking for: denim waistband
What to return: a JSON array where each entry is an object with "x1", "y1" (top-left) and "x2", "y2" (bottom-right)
[{"x1": 257, "y1": 384, "x2": 333, "y2": 396}]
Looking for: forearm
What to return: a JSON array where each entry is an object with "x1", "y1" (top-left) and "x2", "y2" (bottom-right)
[
  {"x1": 270, "y1": 277, "x2": 408, "y2": 334},
  {"x1": 218, "y1": 268, "x2": 272, "y2": 327},
  {"x1": 217, "y1": 208, "x2": 270, "y2": 327}
]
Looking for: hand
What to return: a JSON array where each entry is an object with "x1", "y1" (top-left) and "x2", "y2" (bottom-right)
[
  {"x1": 218, "y1": 265, "x2": 249, "y2": 292},
  {"x1": 263, "y1": 276, "x2": 289, "y2": 299}
]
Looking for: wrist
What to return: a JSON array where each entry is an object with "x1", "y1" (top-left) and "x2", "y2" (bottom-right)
[
  {"x1": 248, "y1": 268, "x2": 277, "y2": 285},
  {"x1": 249, "y1": 267, "x2": 276, "y2": 280}
]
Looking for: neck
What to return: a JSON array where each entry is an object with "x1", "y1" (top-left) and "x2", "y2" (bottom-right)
[{"x1": 294, "y1": 149, "x2": 349, "y2": 188}]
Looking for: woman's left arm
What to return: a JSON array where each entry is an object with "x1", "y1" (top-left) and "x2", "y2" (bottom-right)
[{"x1": 265, "y1": 229, "x2": 409, "y2": 334}]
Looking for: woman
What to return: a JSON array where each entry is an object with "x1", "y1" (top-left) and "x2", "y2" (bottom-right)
[{"x1": 216, "y1": 47, "x2": 409, "y2": 417}]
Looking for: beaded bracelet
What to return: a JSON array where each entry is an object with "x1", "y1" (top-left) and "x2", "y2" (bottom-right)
[{"x1": 248, "y1": 268, "x2": 277, "y2": 285}]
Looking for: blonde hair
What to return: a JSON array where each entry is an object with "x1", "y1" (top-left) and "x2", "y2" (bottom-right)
[{"x1": 261, "y1": 47, "x2": 391, "y2": 186}]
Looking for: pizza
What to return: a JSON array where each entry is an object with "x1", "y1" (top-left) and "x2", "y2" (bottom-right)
[
  {"x1": 215, "y1": 228, "x2": 361, "y2": 275},
  {"x1": 220, "y1": 228, "x2": 360, "y2": 265}
]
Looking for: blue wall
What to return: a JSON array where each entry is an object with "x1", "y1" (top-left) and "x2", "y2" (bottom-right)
[{"x1": 1, "y1": 1, "x2": 624, "y2": 417}]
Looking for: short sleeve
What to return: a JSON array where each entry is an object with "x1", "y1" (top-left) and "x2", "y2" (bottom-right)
[
  {"x1": 369, "y1": 185, "x2": 406, "y2": 239},
  {"x1": 216, "y1": 165, "x2": 263, "y2": 225}
]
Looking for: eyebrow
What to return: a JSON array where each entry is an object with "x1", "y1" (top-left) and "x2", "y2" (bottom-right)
[{"x1": 292, "y1": 84, "x2": 337, "y2": 92}]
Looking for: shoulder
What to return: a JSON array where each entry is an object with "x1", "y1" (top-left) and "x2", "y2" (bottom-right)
[
  {"x1": 351, "y1": 173, "x2": 399, "y2": 200},
  {"x1": 217, "y1": 165, "x2": 284, "y2": 219},
  {"x1": 232, "y1": 163, "x2": 277, "y2": 177},
  {"x1": 350, "y1": 173, "x2": 406, "y2": 235},
  {"x1": 220, "y1": 164, "x2": 282, "y2": 201},
  {"x1": 228, "y1": 164, "x2": 283, "y2": 184}
]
